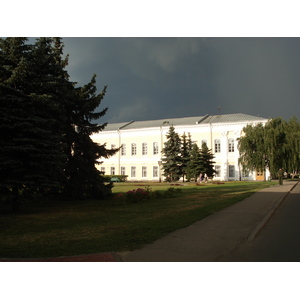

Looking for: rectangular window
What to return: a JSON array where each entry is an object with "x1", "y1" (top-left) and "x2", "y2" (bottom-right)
[
  {"x1": 214, "y1": 139, "x2": 221, "y2": 153},
  {"x1": 111, "y1": 166, "x2": 115, "y2": 175},
  {"x1": 121, "y1": 166, "x2": 126, "y2": 175},
  {"x1": 142, "y1": 166, "x2": 147, "y2": 177},
  {"x1": 229, "y1": 165, "x2": 235, "y2": 178},
  {"x1": 131, "y1": 166, "x2": 136, "y2": 177},
  {"x1": 214, "y1": 165, "x2": 221, "y2": 177},
  {"x1": 142, "y1": 142, "x2": 148, "y2": 155},
  {"x1": 153, "y1": 142, "x2": 159, "y2": 155},
  {"x1": 153, "y1": 166, "x2": 158, "y2": 177},
  {"x1": 121, "y1": 144, "x2": 126, "y2": 156},
  {"x1": 228, "y1": 139, "x2": 234, "y2": 152},
  {"x1": 100, "y1": 167, "x2": 105, "y2": 174},
  {"x1": 131, "y1": 143, "x2": 136, "y2": 156}
]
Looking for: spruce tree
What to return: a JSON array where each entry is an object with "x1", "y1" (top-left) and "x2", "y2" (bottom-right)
[
  {"x1": 187, "y1": 143, "x2": 203, "y2": 181},
  {"x1": 200, "y1": 141, "x2": 216, "y2": 178},
  {"x1": 180, "y1": 132, "x2": 190, "y2": 182},
  {"x1": 64, "y1": 75, "x2": 118, "y2": 198},
  {"x1": 0, "y1": 38, "x2": 67, "y2": 208},
  {"x1": 0, "y1": 37, "x2": 118, "y2": 208},
  {"x1": 161, "y1": 126, "x2": 182, "y2": 182}
]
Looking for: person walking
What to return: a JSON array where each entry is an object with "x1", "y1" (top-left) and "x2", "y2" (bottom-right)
[
  {"x1": 204, "y1": 173, "x2": 208, "y2": 183},
  {"x1": 278, "y1": 168, "x2": 284, "y2": 185},
  {"x1": 199, "y1": 173, "x2": 203, "y2": 182}
]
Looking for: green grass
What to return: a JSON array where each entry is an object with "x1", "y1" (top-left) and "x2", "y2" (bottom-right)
[{"x1": 0, "y1": 181, "x2": 277, "y2": 258}]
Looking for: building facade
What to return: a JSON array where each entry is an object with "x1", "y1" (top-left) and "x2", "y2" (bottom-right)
[{"x1": 91, "y1": 113, "x2": 270, "y2": 181}]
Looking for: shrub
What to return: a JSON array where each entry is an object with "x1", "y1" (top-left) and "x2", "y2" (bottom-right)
[{"x1": 113, "y1": 186, "x2": 183, "y2": 204}]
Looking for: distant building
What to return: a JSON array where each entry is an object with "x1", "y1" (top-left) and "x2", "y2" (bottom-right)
[{"x1": 91, "y1": 113, "x2": 270, "y2": 181}]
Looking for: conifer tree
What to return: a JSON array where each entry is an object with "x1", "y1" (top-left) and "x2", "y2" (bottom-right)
[
  {"x1": 64, "y1": 75, "x2": 118, "y2": 198},
  {"x1": 0, "y1": 38, "x2": 68, "y2": 208},
  {"x1": 187, "y1": 143, "x2": 203, "y2": 181},
  {"x1": 200, "y1": 141, "x2": 216, "y2": 178},
  {"x1": 161, "y1": 126, "x2": 182, "y2": 182},
  {"x1": 180, "y1": 132, "x2": 192, "y2": 182},
  {"x1": 0, "y1": 37, "x2": 118, "y2": 208}
]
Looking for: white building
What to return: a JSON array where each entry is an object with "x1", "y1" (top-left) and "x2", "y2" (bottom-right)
[{"x1": 91, "y1": 113, "x2": 269, "y2": 181}]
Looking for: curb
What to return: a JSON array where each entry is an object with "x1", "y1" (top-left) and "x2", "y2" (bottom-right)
[{"x1": 247, "y1": 181, "x2": 299, "y2": 241}]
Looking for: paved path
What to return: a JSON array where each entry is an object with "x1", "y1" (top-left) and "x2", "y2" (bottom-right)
[
  {"x1": 117, "y1": 180, "x2": 298, "y2": 262},
  {"x1": 217, "y1": 182, "x2": 300, "y2": 261}
]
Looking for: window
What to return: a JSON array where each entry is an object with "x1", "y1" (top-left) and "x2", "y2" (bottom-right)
[
  {"x1": 153, "y1": 166, "x2": 158, "y2": 177},
  {"x1": 121, "y1": 166, "x2": 126, "y2": 175},
  {"x1": 121, "y1": 144, "x2": 126, "y2": 156},
  {"x1": 100, "y1": 167, "x2": 105, "y2": 174},
  {"x1": 142, "y1": 143, "x2": 148, "y2": 155},
  {"x1": 228, "y1": 138, "x2": 234, "y2": 152},
  {"x1": 229, "y1": 165, "x2": 235, "y2": 178},
  {"x1": 214, "y1": 139, "x2": 221, "y2": 153},
  {"x1": 131, "y1": 166, "x2": 136, "y2": 177},
  {"x1": 131, "y1": 143, "x2": 136, "y2": 156},
  {"x1": 214, "y1": 165, "x2": 221, "y2": 177},
  {"x1": 142, "y1": 166, "x2": 147, "y2": 177},
  {"x1": 153, "y1": 142, "x2": 159, "y2": 155},
  {"x1": 111, "y1": 167, "x2": 115, "y2": 175}
]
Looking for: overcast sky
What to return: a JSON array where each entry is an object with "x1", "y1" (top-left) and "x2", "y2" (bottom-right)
[{"x1": 59, "y1": 37, "x2": 300, "y2": 124}]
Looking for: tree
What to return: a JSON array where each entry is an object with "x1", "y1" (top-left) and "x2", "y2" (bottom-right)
[
  {"x1": 0, "y1": 38, "x2": 68, "y2": 209},
  {"x1": 0, "y1": 37, "x2": 118, "y2": 209},
  {"x1": 200, "y1": 141, "x2": 216, "y2": 178},
  {"x1": 161, "y1": 126, "x2": 182, "y2": 182},
  {"x1": 64, "y1": 75, "x2": 118, "y2": 198},
  {"x1": 263, "y1": 117, "x2": 288, "y2": 176},
  {"x1": 238, "y1": 122, "x2": 270, "y2": 180},
  {"x1": 285, "y1": 117, "x2": 300, "y2": 177},
  {"x1": 187, "y1": 143, "x2": 203, "y2": 181},
  {"x1": 180, "y1": 132, "x2": 193, "y2": 182},
  {"x1": 238, "y1": 117, "x2": 300, "y2": 179}
]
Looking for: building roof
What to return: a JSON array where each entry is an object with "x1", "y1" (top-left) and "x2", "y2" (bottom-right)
[{"x1": 101, "y1": 113, "x2": 268, "y2": 131}]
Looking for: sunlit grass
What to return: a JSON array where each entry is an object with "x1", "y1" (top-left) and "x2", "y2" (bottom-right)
[{"x1": 0, "y1": 181, "x2": 277, "y2": 258}]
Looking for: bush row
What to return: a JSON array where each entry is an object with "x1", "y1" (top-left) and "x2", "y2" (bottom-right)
[{"x1": 113, "y1": 187, "x2": 182, "y2": 204}]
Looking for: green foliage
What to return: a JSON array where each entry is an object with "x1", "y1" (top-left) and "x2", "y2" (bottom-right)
[
  {"x1": 187, "y1": 143, "x2": 203, "y2": 181},
  {"x1": 238, "y1": 117, "x2": 300, "y2": 178},
  {"x1": 113, "y1": 186, "x2": 182, "y2": 204},
  {"x1": 161, "y1": 126, "x2": 182, "y2": 182},
  {"x1": 0, "y1": 37, "x2": 118, "y2": 209},
  {"x1": 162, "y1": 126, "x2": 216, "y2": 182},
  {"x1": 180, "y1": 132, "x2": 193, "y2": 182},
  {"x1": 200, "y1": 141, "x2": 216, "y2": 178}
]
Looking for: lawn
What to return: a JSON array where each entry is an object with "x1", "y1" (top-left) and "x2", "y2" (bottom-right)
[{"x1": 0, "y1": 181, "x2": 277, "y2": 258}]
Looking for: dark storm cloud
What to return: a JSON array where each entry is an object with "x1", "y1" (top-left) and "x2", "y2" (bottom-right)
[{"x1": 62, "y1": 37, "x2": 300, "y2": 124}]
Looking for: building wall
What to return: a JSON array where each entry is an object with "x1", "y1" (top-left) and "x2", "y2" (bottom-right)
[{"x1": 91, "y1": 120, "x2": 267, "y2": 181}]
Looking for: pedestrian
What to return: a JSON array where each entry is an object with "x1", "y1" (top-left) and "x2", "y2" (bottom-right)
[
  {"x1": 278, "y1": 168, "x2": 283, "y2": 185},
  {"x1": 199, "y1": 173, "x2": 203, "y2": 182},
  {"x1": 204, "y1": 173, "x2": 208, "y2": 183}
]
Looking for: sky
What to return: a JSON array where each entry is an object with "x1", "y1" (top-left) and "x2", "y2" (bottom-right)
[{"x1": 60, "y1": 37, "x2": 300, "y2": 124}]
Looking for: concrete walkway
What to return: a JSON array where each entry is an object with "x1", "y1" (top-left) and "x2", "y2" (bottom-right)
[{"x1": 117, "y1": 180, "x2": 298, "y2": 262}]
